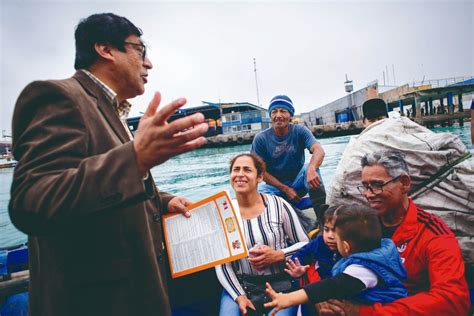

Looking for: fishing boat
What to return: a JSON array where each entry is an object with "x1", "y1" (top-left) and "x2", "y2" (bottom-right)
[
  {"x1": 0, "y1": 244, "x2": 28, "y2": 315},
  {"x1": 0, "y1": 159, "x2": 17, "y2": 169},
  {"x1": 0, "y1": 152, "x2": 16, "y2": 169}
]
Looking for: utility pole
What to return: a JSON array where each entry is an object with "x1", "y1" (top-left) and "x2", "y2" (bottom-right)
[{"x1": 253, "y1": 58, "x2": 261, "y2": 106}]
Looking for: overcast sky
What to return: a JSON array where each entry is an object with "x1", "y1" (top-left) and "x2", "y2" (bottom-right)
[{"x1": 1, "y1": 0, "x2": 473, "y2": 134}]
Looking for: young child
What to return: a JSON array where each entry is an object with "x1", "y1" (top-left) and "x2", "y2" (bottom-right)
[
  {"x1": 286, "y1": 206, "x2": 342, "y2": 285},
  {"x1": 265, "y1": 204, "x2": 408, "y2": 315}
]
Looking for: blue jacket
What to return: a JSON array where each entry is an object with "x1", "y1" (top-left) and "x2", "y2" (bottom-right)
[
  {"x1": 332, "y1": 238, "x2": 408, "y2": 303},
  {"x1": 292, "y1": 235, "x2": 341, "y2": 279}
]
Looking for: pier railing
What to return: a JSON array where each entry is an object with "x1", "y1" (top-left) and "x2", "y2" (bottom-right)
[{"x1": 410, "y1": 76, "x2": 473, "y2": 89}]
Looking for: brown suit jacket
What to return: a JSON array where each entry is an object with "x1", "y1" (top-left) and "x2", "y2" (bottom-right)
[{"x1": 9, "y1": 71, "x2": 175, "y2": 316}]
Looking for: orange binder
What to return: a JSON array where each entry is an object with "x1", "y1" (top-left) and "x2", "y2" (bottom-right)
[{"x1": 163, "y1": 191, "x2": 248, "y2": 278}]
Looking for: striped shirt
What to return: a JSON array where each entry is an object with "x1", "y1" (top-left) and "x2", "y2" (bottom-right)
[{"x1": 215, "y1": 194, "x2": 309, "y2": 300}]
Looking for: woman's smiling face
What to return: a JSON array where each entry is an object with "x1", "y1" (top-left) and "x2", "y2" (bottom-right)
[{"x1": 230, "y1": 156, "x2": 263, "y2": 194}]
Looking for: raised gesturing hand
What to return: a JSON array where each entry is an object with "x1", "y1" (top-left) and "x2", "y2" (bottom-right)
[{"x1": 133, "y1": 92, "x2": 208, "y2": 175}]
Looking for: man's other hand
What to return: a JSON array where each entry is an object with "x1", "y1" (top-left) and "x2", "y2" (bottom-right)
[
  {"x1": 306, "y1": 167, "x2": 321, "y2": 189},
  {"x1": 167, "y1": 196, "x2": 193, "y2": 217},
  {"x1": 282, "y1": 186, "x2": 300, "y2": 203},
  {"x1": 316, "y1": 299, "x2": 359, "y2": 316}
]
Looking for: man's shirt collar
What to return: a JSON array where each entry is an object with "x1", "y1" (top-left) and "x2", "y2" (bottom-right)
[{"x1": 80, "y1": 69, "x2": 131, "y2": 120}]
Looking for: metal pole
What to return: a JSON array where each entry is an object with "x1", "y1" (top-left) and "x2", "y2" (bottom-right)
[
  {"x1": 392, "y1": 64, "x2": 396, "y2": 85},
  {"x1": 253, "y1": 58, "x2": 260, "y2": 106}
]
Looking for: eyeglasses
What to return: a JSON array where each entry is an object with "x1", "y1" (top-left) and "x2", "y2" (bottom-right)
[
  {"x1": 357, "y1": 175, "x2": 401, "y2": 195},
  {"x1": 123, "y1": 41, "x2": 147, "y2": 61}
]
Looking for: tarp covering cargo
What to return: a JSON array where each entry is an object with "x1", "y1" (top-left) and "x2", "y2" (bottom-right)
[{"x1": 328, "y1": 116, "x2": 474, "y2": 277}]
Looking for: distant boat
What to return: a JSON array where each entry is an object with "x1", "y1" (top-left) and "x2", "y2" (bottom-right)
[{"x1": 0, "y1": 157, "x2": 17, "y2": 169}]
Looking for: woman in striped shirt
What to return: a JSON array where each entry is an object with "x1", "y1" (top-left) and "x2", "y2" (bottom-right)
[{"x1": 215, "y1": 153, "x2": 309, "y2": 316}]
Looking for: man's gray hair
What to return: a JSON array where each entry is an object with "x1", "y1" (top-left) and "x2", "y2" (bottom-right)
[{"x1": 361, "y1": 150, "x2": 409, "y2": 178}]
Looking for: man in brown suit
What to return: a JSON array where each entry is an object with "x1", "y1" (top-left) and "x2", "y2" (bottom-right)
[{"x1": 9, "y1": 13, "x2": 208, "y2": 316}]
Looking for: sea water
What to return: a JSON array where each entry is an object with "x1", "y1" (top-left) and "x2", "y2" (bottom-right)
[{"x1": 0, "y1": 123, "x2": 472, "y2": 248}]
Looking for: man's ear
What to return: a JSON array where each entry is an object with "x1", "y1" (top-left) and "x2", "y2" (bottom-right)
[
  {"x1": 399, "y1": 174, "x2": 411, "y2": 194},
  {"x1": 94, "y1": 43, "x2": 114, "y2": 62},
  {"x1": 362, "y1": 117, "x2": 370, "y2": 128}
]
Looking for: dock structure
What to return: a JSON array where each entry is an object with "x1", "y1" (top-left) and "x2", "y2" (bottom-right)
[
  {"x1": 204, "y1": 121, "x2": 364, "y2": 148},
  {"x1": 126, "y1": 76, "x2": 473, "y2": 148},
  {"x1": 301, "y1": 76, "x2": 474, "y2": 128},
  {"x1": 380, "y1": 76, "x2": 474, "y2": 127},
  {"x1": 412, "y1": 111, "x2": 471, "y2": 128}
]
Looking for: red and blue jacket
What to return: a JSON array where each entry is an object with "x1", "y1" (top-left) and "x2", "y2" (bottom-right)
[{"x1": 359, "y1": 199, "x2": 469, "y2": 315}]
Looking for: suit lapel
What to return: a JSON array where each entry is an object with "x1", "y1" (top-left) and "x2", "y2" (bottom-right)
[{"x1": 73, "y1": 71, "x2": 130, "y2": 144}]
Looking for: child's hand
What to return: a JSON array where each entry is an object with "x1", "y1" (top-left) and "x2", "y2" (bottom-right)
[
  {"x1": 264, "y1": 282, "x2": 292, "y2": 316},
  {"x1": 285, "y1": 257, "x2": 309, "y2": 278},
  {"x1": 264, "y1": 282, "x2": 309, "y2": 316}
]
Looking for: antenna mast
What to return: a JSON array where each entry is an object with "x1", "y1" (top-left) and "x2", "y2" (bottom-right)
[{"x1": 253, "y1": 58, "x2": 261, "y2": 106}]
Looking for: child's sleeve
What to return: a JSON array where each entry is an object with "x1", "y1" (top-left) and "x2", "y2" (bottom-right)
[
  {"x1": 303, "y1": 273, "x2": 366, "y2": 304},
  {"x1": 343, "y1": 264, "x2": 378, "y2": 289},
  {"x1": 292, "y1": 237, "x2": 321, "y2": 264}
]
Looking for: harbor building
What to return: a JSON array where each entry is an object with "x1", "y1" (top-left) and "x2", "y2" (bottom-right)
[
  {"x1": 220, "y1": 104, "x2": 270, "y2": 135},
  {"x1": 301, "y1": 81, "x2": 379, "y2": 125},
  {"x1": 127, "y1": 101, "x2": 270, "y2": 137},
  {"x1": 0, "y1": 142, "x2": 12, "y2": 155},
  {"x1": 301, "y1": 76, "x2": 473, "y2": 128}
]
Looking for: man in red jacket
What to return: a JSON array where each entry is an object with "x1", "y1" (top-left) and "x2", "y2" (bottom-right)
[{"x1": 318, "y1": 150, "x2": 469, "y2": 315}]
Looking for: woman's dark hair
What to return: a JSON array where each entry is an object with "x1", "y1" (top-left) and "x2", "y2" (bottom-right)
[
  {"x1": 334, "y1": 204, "x2": 381, "y2": 253},
  {"x1": 74, "y1": 13, "x2": 143, "y2": 69},
  {"x1": 229, "y1": 153, "x2": 266, "y2": 177}
]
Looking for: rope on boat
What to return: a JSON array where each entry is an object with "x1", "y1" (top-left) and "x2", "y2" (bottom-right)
[{"x1": 409, "y1": 152, "x2": 472, "y2": 200}]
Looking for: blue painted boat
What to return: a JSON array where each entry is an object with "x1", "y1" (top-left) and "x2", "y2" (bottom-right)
[{"x1": 0, "y1": 244, "x2": 29, "y2": 315}]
